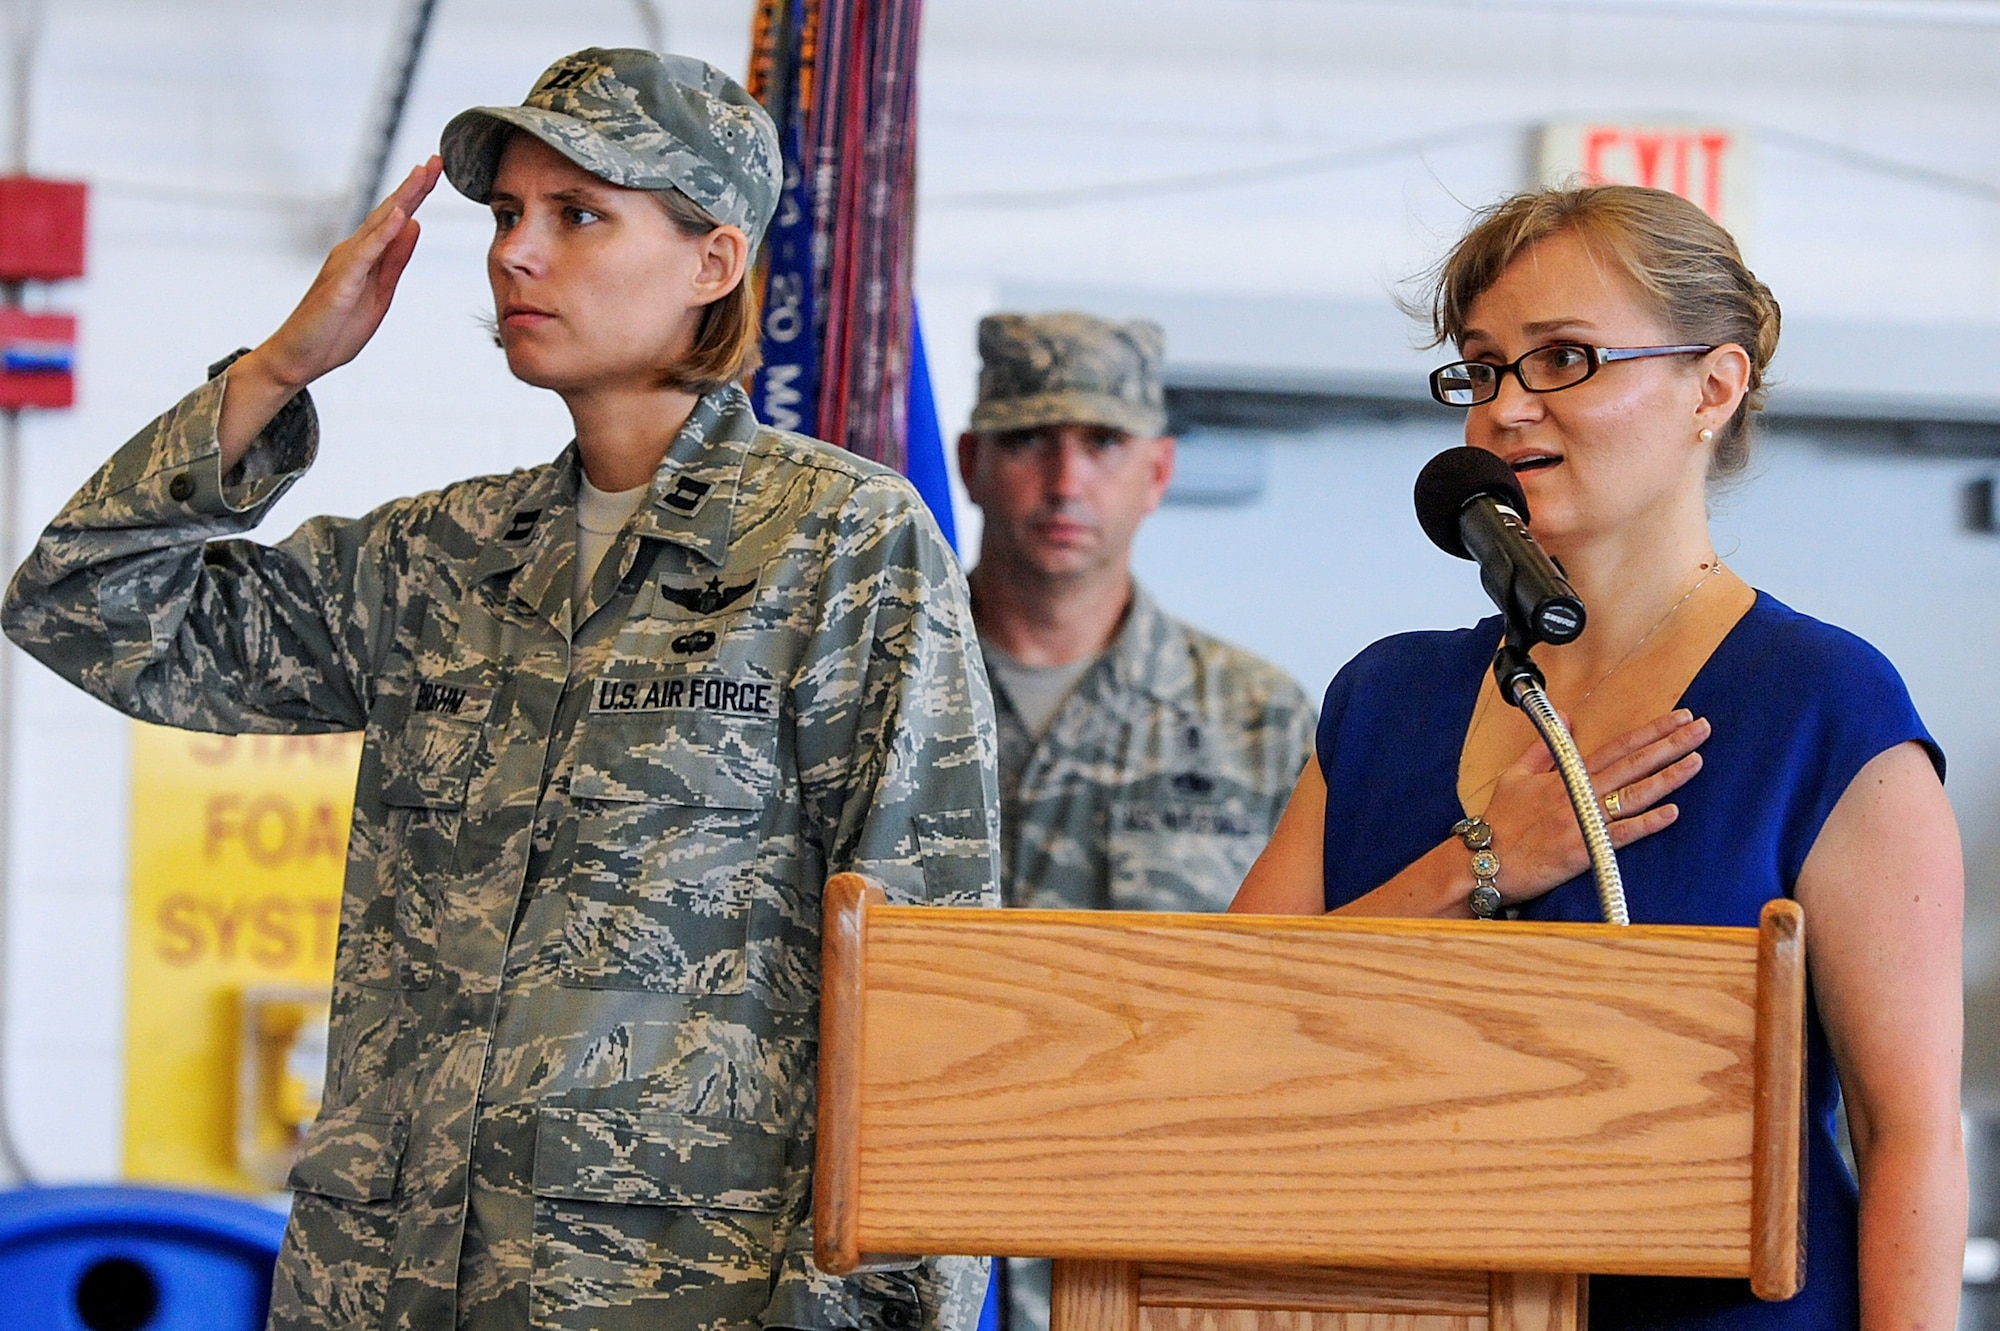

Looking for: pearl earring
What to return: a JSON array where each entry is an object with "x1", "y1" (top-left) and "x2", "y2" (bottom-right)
[{"x1": 1698, "y1": 427, "x2": 1715, "y2": 444}]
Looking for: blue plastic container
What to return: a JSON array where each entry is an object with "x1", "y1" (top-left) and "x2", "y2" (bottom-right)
[{"x1": 0, "y1": 1186, "x2": 288, "y2": 1331}]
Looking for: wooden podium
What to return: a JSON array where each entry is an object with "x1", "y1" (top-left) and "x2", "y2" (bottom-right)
[{"x1": 814, "y1": 875, "x2": 1806, "y2": 1331}]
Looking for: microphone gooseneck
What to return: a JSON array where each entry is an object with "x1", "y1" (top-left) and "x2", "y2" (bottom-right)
[
  {"x1": 1416, "y1": 447, "x2": 1628, "y2": 926},
  {"x1": 1495, "y1": 644, "x2": 1630, "y2": 927}
]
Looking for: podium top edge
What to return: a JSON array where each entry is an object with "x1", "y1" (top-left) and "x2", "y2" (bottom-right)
[{"x1": 862, "y1": 902, "x2": 1768, "y2": 946}]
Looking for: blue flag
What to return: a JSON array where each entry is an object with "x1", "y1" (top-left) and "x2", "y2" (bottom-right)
[
  {"x1": 977, "y1": 1266, "x2": 1003, "y2": 1331},
  {"x1": 903, "y1": 307, "x2": 957, "y2": 552}
]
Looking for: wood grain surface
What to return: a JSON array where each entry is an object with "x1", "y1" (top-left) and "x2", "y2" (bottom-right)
[
  {"x1": 836, "y1": 897, "x2": 1803, "y2": 1276},
  {"x1": 1137, "y1": 1264, "x2": 1486, "y2": 1315},
  {"x1": 813, "y1": 873, "x2": 878, "y2": 1274},
  {"x1": 1138, "y1": 1311, "x2": 1484, "y2": 1331},
  {"x1": 1054, "y1": 1259, "x2": 1140, "y2": 1331},
  {"x1": 1749, "y1": 898, "x2": 1807, "y2": 1300},
  {"x1": 1489, "y1": 1273, "x2": 1581, "y2": 1330}
]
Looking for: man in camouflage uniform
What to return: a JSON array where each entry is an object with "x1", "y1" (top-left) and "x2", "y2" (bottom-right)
[
  {"x1": 956, "y1": 312, "x2": 1316, "y2": 1331},
  {"x1": 5, "y1": 49, "x2": 996, "y2": 1331}
]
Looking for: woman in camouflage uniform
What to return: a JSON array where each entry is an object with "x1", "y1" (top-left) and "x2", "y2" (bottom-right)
[{"x1": 4, "y1": 49, "x2": 997, "y2": 1331}]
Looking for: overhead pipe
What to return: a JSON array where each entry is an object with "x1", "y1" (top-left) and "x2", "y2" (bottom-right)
[
  {"x1": 345, "y1": 0, "x2": 442, "y2": 234},
  {"x1": 633, "y1": 0, "x2": 668, "y2": 53}
]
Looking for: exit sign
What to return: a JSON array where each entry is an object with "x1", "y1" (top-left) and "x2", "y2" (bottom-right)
[{"x1": 1537, "y1": 123, "x2": 1754, "y2": 248}]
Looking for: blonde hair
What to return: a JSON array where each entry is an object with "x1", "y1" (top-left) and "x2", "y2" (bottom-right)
[
  {"x1": 649, "y1": 187, "x2": 763, "y2": 392},
  {"x1": 1421, "y1": 185, "x2": 1781, "y2": 477}
]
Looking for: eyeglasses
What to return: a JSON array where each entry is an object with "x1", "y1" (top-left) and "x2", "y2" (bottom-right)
[{"x1": 1429, "y1": 343, "x2": 1715, "y2": 408}]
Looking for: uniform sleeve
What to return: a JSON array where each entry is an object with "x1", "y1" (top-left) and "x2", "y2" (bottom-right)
[
  {"x1": 791, "y1": 473, "x2": 1001, "y2": 906},
  {"x1": 764, "y1": 474, "x2": 1000, "y2": 1331},
  {"x1": 2, "y1": 358, "x2": 415, "y2": 734}
]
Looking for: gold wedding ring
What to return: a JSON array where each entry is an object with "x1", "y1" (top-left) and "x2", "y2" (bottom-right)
[{"x1": 1602, "y1": 789, "x2": 1623, "y2": 819}]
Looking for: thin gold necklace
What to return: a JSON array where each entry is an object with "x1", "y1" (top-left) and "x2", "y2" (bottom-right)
[
  {"x1": 1460, "y1": 556, "x2": 1723, "y2": 808},
  {"x1": 1570, "y1": 555, "x2": 1725, "y2": 709}
]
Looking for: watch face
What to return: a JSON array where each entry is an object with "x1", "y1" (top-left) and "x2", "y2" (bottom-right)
[{"x1": 1470, "y1": 850, "x2": 1499, "y2": 878}]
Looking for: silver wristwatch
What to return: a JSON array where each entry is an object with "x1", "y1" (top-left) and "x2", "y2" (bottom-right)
[{"x1": 1451, "y1": 816, "x2": 1503, "y2": 919}]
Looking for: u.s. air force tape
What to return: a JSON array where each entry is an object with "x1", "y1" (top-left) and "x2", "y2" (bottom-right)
[{"x1": 591, "y1": 674, "x2": 778, "y2": 719}]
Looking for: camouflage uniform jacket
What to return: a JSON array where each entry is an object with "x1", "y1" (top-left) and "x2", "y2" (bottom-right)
[
  {"x1": 3, "y1": 363, "x2": 1000, "y2": 1331},
  {"x1": 990, "y1": 584, "x2": 1314, "y2": 913}
]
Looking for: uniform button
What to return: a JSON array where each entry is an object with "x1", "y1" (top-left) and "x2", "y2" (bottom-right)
[
  {"x1": 168, "y1": 473, "x2": 196, "y2": 502},
  {"x1": 881, "y1": 1305, "x2": 914, "y2": 1330}
]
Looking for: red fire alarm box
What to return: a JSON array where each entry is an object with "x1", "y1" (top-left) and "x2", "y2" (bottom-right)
[
  {"x1": 0, "y1": 176, "x2": 86, "y2": 282},
  {"x1": 0, "y1": 308, "x2": 75, "y2": 408}
]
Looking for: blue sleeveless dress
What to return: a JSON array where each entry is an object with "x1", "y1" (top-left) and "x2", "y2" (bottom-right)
[{"x1": 1316, "y1": 592, "x2": 1942, "y2": 1330}]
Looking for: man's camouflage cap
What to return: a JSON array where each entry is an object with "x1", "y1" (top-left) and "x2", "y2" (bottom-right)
[
  {"x1": 441, "y1": 48, "x2": 782, "y2": 251},
  {"x1": 971, "y1": 312, "x2": 1168, "y2": 437}
]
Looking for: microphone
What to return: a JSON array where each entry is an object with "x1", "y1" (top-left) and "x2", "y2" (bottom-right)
[{"x1": 1414, "y1": 447, "x2": 1585, "y2": 646}]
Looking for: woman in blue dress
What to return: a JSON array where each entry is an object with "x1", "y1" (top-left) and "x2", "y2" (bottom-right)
[{"x1": 1233, "y1": 184, "x2": 1964, "y2": 1329}]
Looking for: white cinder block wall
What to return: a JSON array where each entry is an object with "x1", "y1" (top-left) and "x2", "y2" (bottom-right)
[{"x1": 8, "y1": 0, "x2": 2000, "y2": 1177}]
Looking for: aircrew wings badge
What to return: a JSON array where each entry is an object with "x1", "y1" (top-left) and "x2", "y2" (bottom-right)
[{"x1": 658, "y1": 575, "x2": 756, "y2": 616}]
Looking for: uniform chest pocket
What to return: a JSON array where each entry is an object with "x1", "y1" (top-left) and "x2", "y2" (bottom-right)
[
  {"x1": 560, "y1": 708, "x2": 780, "y2": 994},
  {"x1": 356, "y1": 710, "x2": 485, "y2": 990},
  {"x1": 1106, "y1": 795, "x2": 1267, "y2": 914},
  {"x1": 380, "y1": 711, "x2": 484, "y2": 809}
]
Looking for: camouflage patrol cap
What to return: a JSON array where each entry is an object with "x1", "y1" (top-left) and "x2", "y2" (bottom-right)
[
  {"x1": 971, "y1": 312, "x2": 1168, "y2": 437},
  {"x1": 441, "y1": 48, "x2": 781, "y2": 250}
]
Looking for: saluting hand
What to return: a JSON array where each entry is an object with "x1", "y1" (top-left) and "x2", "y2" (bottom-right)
[
  {"x1": 217, "y1": 158, "x2": 444, "y2": 470},
  {"x1": 1479, "y1": 708, "x2": 1710, "y2": 907}
]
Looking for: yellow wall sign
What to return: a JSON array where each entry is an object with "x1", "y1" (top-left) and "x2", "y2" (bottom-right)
[{"x1": 124, "y1": 722, "x2": 362, "y2": 1192}]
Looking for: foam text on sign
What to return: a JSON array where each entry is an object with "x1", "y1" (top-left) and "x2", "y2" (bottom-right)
[
  {"x1": 1537, "y1": 123, "x2": 1754, "y2": 247},
  {"x1": 124, "y1": 723, "x2": 363, "y2": 1193}
]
